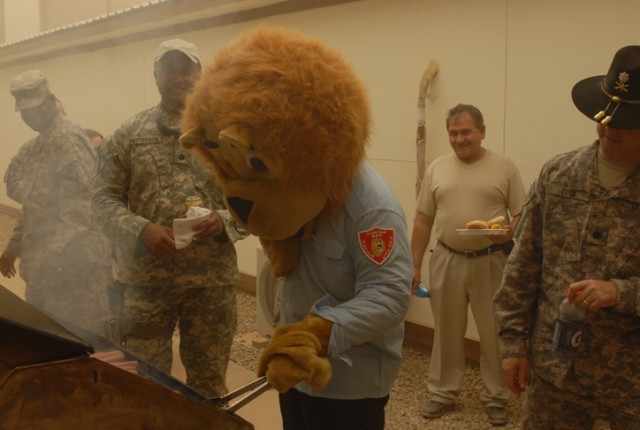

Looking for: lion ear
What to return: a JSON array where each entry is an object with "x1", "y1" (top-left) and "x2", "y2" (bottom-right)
[{"x1": 179, "y1": 127, "x2": 205, "y2": 149}]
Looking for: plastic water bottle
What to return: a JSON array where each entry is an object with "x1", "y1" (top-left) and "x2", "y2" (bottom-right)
[
  {"x1": 552, "y1": 296, "x2": 586, "y2": 359},
  {"x1": 416, "y1": 281, "x2": 430, "y2": 298}
]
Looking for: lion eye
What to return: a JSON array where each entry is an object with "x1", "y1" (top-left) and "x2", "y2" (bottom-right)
[
  {"x1": 247, "y1": 156, "x2": 268, "y2": 172},
  {"x1": 204, "y1": 139, "x2": 219, "y2": 149}
]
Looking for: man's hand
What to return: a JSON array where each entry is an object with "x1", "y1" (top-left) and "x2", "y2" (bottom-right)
[
  {"x1": 485, "y1": 227, "x2": 512, "y2": 244},
  {"x1": 0, "y1": 251, "x2": 17, "y2": 278},
  {"x1": 141, "y1": 223, "x2": 185, "y2": 260},
  {"x1": 567, "y1": 279, "x2": 618, "y2": 312},
  {"x1": 411, "y1": 266, "x2": 422, "y2": 294},
  {"x1": 485, "y1": 214, "x2": 520, "y2": 244},
  {"x1": 192, "y1": 211, "x2": 225, "y2": 241},
  {"x1": 502, "y1": 357, "x2": 528, "y2": 396}
]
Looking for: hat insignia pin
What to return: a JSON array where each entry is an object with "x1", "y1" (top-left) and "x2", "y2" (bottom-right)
[{"x1": 614, "y1": 71, "x2": 629, "y2": 92}]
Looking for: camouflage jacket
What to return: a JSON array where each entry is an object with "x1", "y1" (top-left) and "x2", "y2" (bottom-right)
[
  {"x1": 92, "y1": 104, "x2": 246, "y2": 286},
  {"x1": 4, "y1": 138, "x2": 36, "y2": 204},
  {"x1": 493, "y1": 141, "x2": 640, "y2": 398},
  {"x1": 10, "y1": 114, "x2": 107, "y2": 280}
]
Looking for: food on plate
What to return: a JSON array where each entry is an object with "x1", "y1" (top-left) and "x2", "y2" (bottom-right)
[
  {"x1": 465, "y1": 220, "x2": 490, "y2": 229},
  {"x1": 465, "y1": 215, "x2": 504, "y2": 230}
]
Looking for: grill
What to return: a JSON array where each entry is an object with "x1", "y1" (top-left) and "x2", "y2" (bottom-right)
[{"x1": 0, "y1": 284, "x2": 255, "y2": 429}]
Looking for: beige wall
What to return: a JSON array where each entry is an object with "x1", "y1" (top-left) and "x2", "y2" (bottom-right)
[
  {"x1": 38, "y1": 0, "x2": 153, "y2": 32},
  {"x1": 0, "y1": 0, "x2": 5, "y2": 44},
  {"x1": 1, "y1": 0, "x2": 638, "y2": 339},
  {"x1": 3, "y1": 0, "x2": 39, "y2": 43}
]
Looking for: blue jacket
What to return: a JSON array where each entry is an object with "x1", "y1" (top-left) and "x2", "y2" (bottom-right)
[{"x1": 282, "y1": 161, "x2": 412, "y2": 399}]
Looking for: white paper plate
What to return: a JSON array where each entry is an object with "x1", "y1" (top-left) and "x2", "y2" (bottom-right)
[{"x1": 456, "y1": 228, "x2": 508, "y2": 235}]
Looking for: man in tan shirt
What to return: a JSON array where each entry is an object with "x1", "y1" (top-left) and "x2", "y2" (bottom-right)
[{"x1": 411, "y1": 103, "x2": 525, "y2": 426}]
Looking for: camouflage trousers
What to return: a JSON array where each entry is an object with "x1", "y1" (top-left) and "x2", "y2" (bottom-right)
[
  {"x1": 121, "y1": 282, "x2": 237, "y2": 399},
  {"x1": 522, "y1": 375, "x2": 640, "y2": 430},
  {"x1": 25, "y1": 262, "x2": 112, "y2": 338}
]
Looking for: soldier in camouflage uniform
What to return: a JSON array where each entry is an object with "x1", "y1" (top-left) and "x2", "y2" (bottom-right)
[
  {"x1": 0, "y1": 95, "x2": 69, "y2": 279},
  {"x1": 2, "y1": 70, "x2": 111, "y2": 337},
  {"x1": 92, "y1": 39, "x2": 247, "y2": 398},
  {"x1": 493, "y1": 46, "x2": 640, "y2": 430}
]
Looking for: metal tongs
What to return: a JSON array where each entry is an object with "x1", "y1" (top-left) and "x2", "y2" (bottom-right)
[{"x1": 206, "y1": 376, "x2": 272, "y2": 413}]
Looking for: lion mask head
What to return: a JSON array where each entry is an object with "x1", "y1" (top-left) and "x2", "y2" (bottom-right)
[{"x1": 180, "y1": 26, "x2": 370, "y2": 275}]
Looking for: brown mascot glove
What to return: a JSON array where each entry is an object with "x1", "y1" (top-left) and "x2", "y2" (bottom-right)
[{"x1": 258, "y1": 315, "x2": 333, "y2": 393}]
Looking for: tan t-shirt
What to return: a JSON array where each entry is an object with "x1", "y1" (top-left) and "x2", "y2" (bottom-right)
[
  {"x1": 416, "y1": 149, "x2": 525, "y2": 250},
  {"x1": 597, "y1": 146, "x2": 639, "y2": 189}
]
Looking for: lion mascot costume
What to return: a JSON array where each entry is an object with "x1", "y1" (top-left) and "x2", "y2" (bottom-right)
[{"x1": 180, "y1": 26, "x2": 411, "y2": 428}]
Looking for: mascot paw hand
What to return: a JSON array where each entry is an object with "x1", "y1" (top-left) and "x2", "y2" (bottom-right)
[
  {"x1": 268, "y1": 315, "x2": 333, "y2": 356},
  {"x1": 265, "y1": 353, "x2": 332, "y2": 393},
  {"x1": 257, "y1": 329, "x2": 332, "y2": 393}
]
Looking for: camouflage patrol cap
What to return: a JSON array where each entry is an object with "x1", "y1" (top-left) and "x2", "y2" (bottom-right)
[
  {"x1": 10, "y1": 70, "x2": 51, "y2": 111},
  {"x1": 154, "y1": 39, "x2": 201, "y2": 65}
]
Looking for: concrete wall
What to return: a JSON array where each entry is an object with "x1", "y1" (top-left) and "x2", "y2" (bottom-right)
[{"x1": 1, "y1": 0, "x2": 638, "y2": 341}]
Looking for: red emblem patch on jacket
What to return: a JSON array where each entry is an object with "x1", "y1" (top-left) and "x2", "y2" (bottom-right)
[{"x1": 358, "y1": 227, "x2": 395, "y2": 265}]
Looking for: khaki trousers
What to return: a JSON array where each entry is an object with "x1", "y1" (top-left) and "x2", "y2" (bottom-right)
[{"x1": 427, "y1": 244, "x2": 510, "y2": 407}]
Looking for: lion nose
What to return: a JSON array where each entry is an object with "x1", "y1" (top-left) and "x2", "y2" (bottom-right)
[{"x1": 226, "y1": 197, "x2": 253, "y2": 224}]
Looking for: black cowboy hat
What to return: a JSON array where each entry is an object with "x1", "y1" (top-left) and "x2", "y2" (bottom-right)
[{"x1": 572, "y1": 45, "x2": 640, "y2": 129}]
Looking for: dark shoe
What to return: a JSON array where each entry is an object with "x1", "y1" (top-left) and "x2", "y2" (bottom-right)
[
  {"x1": 486, "y1": 406, "x2": 508, "y2": 426},
  {"x1": 422, "y1": 401, "x2": 455, "y2": 419}
]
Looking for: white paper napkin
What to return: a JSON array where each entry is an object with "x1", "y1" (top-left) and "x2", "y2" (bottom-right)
[{"x1": 173, "y1": 206, "x2": 212, "y2": 249}]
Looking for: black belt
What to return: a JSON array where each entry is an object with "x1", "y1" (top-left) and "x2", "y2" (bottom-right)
[{"x1": 438, "y1": 240, "x2": 514, "y2": 258}]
